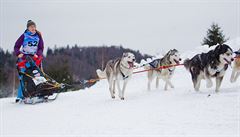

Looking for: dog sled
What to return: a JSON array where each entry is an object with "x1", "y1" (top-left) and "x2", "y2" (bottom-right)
[{"x1": 16, "y1": 56, "x2": 67, "y2": 104}]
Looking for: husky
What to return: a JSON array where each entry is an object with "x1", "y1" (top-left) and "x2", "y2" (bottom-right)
[
  {"x1": 146, "y1": 49, "x2": 181, "y2": 91},
  {"x1": 230, "y1": 49, "x2": 240, "y2": 83},
  {"x1": 184, "y1": 44, "x2": 234, "y2": 92},
  {"x1": 96, "y1": 52, "x2": 136, "y2": 100}
]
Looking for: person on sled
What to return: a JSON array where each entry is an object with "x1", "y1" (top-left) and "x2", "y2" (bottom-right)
[{"x1": 14, "y1": 20, "x2": 44, "y2": 102}]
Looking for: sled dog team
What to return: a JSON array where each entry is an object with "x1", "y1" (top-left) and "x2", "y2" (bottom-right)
[{"x1": 97, "y1": 44, "x2": 240, "y2": 100}]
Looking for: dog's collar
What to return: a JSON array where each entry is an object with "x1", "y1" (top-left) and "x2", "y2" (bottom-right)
[
  {"x1": 119, "y1": 62, "x2": 131, "y2": 80},
  {"x1": 120, "y1": 69, "x2": 129, "y2": 80},
  {"x1": 216, "y1": 64, "x2": 227, "y2": 73}
]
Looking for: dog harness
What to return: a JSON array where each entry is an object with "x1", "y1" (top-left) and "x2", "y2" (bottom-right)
[
  {"x1": 119, "y1": 62, "x2": 132, "y2": 80},
  {"x1": 216, "y1": 64, "x2": 228, "y2": 73},
  {"x1": 120, "y1": 70, "x2": 129, "y2": 80}
]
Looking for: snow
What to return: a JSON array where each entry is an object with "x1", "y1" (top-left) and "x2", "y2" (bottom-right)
[
  {"x1": 1, "y1": 38, "x2": 240, "y2": 137},
  {"x1": 227, "y1": 37, "x2": 240, "y2": 51}
]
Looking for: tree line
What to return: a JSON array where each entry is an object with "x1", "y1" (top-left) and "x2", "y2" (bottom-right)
[{"x1": 0, "y1": 45, "x2": 150, "y2": 98}]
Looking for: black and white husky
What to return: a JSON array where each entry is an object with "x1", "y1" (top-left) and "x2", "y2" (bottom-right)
[
  {"x1": 146, "y1": 49, "x2": 181, "y2": 91},
  {"x1": 96, "y1": 52, "x2": 136, "y2": 100},
  {"x1": 184, "y1": 44, "x2": 234, "y2": 92}
]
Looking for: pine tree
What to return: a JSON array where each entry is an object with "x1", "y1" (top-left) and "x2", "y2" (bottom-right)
[{"x1": 202, "y1": 23, "x2": 229, "y2": 47}]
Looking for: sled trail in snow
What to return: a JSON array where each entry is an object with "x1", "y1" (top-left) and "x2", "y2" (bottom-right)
[
  {"x1": 1, "y1": 66, "x2": 240, "y2": 137},
  {"x1": 1, "y1": 39, "x2": 240, "y2": 136}
]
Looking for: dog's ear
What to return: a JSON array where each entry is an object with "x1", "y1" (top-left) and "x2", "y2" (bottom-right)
[
  {"x1": 211, "y1": 45, "x2": 222, "y2": 58},
  {"x1": 123, "y1": 52, "x2": 128, "y2": 57},
  {"x1": 172, "y1": 49, "x2": 178, "y2": 53},
  {"x1": 166, "y1": 50, "x2": 171, "y2": 55},
  {"x1": 214, "y1": 45, "x2": 222, "y2": 53}
]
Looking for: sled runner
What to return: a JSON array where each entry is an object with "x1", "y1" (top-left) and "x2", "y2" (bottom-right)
[
  {"x1": 23, "y1": 93, "x2": 59, "y2": 104},
  {"x1": 16, "y1": 55, "x2": 67, "y2": 104}
]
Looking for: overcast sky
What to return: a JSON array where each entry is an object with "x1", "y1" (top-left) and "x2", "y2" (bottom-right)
[{"x1": 0, "y1": 0, "x2": 239, "y2": 55}]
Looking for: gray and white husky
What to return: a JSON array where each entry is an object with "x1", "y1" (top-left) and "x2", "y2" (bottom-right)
[
  {"x1": 230, "y1": 49, "x2": 240, "y2": 83},
  {"x1": 146, "y1": 49, "x2": 181, "y2": 91},
  {"x1": 184, "y1": 44, "x2": 234, "y2": 92},
  {"x1": 96, "y1": 52, "x2": 136, "y2": 100}
]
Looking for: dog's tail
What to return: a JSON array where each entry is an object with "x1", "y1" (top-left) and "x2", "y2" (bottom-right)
[
  {"x1": 96, "y1": 69, "x2": 106, "y2": 78},
  {"x1": 184, "y1": 58, "x2": 191, "y2": 70}
]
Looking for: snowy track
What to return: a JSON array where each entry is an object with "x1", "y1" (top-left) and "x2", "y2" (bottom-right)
[
  {"x1": 1, "y1": 40, "x2": 240, "y2": 137},
  {"x1": 1, "y1": 66, "x2": 239, "y2": 137}
]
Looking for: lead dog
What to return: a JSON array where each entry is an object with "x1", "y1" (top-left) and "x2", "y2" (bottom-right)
[
  {"x1": 96, "y1": 52, "x2": 136, "y2": 100},
  {"x1": 146, "y1": 49, "x2": 181, "y2": 91},
  {"x1": 184, "y1": 44, "x2": 234, "y2": 92},
  {"x1": 230, "y1": 49, "x2": 240, "y2": 83}
]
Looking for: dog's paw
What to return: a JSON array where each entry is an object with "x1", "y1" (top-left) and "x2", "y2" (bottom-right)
[{"x1": 112, "y1": 96, "x2": 115, "y2": 99}]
